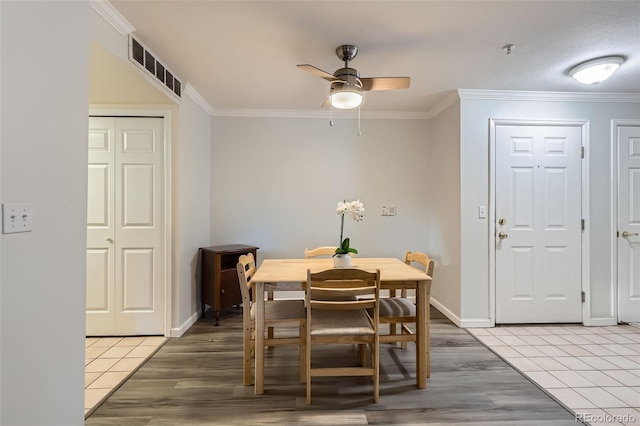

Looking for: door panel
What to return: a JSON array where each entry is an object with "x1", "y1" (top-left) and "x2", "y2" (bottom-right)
[
  {"x1": 617, "y1": 124, "x2": 640, "y2": 323},
  {"x1": 86, "y1": 116, "x2": 164, "y2": 336},
  {"x1": 496, "y1": 124, "x2": 582, "y2": 323}
]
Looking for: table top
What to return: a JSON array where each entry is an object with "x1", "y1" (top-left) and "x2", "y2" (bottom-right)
[{"x1": 250, "y1": 257, "x2": 431, "y2": 286}]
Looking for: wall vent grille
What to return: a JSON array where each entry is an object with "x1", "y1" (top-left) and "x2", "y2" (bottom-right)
[{"x1": 129, "y1": 35, "x2": 182, "y2": 100}]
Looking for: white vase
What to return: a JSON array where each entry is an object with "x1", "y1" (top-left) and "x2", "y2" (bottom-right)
[{"x1": 333, "y1": 253, "x2": 352, "y2": 268}]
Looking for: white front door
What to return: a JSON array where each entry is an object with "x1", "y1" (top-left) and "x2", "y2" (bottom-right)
[
  {"x1": 495, "y1": 123, "x2": 583, "y2": 324},
  {"x1": 86, "y1": 116, "x2": 165, "y2": 335},
  {"x1": 617, "y1": 123, "x2": 640, "y2": 323}
]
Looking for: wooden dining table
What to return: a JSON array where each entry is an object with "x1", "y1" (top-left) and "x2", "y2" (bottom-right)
[{"x1": 249, "y1": 257, "x2": 432, "y2": 395}]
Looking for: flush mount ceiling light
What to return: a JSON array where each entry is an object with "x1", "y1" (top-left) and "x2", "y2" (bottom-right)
[
  {"x1": 569, "y1": 56, "x2": 625, "y2": 85},
  {"x1": 329, "y1": 77, "x2": 363, "y2": 109}
]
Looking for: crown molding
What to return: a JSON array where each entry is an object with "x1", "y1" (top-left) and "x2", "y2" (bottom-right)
[
  {"x1": 90, "y1": 0, "x2": 135, "y2": 36},
  {"x1": 425, "y1": 90, "x2": 461, "y2": 119},
  {"x1": 184, "y1": 84, "x2": 214, "y2": 115},
  {"x1": 209, "y1": 108, "x2": 429, "y2": 119},
  {"x1": 457, "y1": 89, "x2": 640, "y2": 103}
]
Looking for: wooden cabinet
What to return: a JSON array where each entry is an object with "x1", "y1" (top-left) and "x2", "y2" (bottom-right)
[{"x1": 200, "y1": 244, "x2": 259, "y2": 325}]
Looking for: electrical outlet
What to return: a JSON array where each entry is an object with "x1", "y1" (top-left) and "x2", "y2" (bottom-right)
[
  {"x1": 2, "y1": 203, "x2": 33, "y2": 234},
  {"x1": 478, "y1": 206, "x2": 487, "y2": 219}
]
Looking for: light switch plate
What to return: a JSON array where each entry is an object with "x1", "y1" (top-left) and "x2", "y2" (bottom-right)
[{"x1": 2, "y1": 203, "x2": 33, "y2": 234}]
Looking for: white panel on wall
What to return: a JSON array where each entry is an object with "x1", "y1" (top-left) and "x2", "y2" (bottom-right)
[{"x1": 87, "y1": 165, "x2": 110, "y2": 226}]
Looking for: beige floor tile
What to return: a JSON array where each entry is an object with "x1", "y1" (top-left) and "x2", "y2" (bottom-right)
[
  {"x1": 550, "y1": 370, "x2": 597, "y2": 387},
  {"x1": 532, "y1": 345, "x2": 571, "y2": 357},
  {"x1": 582, "y1": 345, "x2": 620, "y2": 356},
  {"x1": 546, "y1": 387, "x2": 597, "y2": 409},
  {"x1": 487, "y1": 328, "x2": 513, "y2": 336},
  {"x1": 489, "y1": 345, "x2": 522, "y2": 358},
  {"x1": 602, "y1": 387, "x2": 640, "y2": 407},
  {"x1": 575, "y1": 408, "x2": 624, "y2": 425},
  {"x1": 497, "y1": 335, "x2": 528, "y2": 346},
  {"x1": 518, "y1": 335, "x2": 550, "y2": 345},
  {"x1": 562, "y1": 334, "x2": 595, "y2": 345},
  {"x1": 605, "y1": 407, "x2": 640, "y2": 425},
  {"x1": 467, "y1": 328, "x2": 491, "y2": 336},
  {"x1": 87, "y1": 371, "x2": 131, "y2": 389},
  {"x1": 530, "y1": 356, "x2": 569, "y2": 371},
  {"x1": 85, "y1": 358, "x2": 119, "y2": 373},
  {"x1": 605, "y1": 335, "x2": 637, "y2": 345},
  {"x1": 115, "y1": 336, "x2": 148, "y2": 346},
  {"x1": 577, "y1": 370, "x2": 625, "y2": 387},
  {"x1": 99, "y1": 346, "x2": 134, "y2": 358},
  {"x1": 475, "y1": 335, "x2": 507, "y2": 346},
  {"x1": 513, "y1": 345, "x2": 546, "y2": 357},
  {"x1": 555, "y1": 356, "x2": 594, "y2": 371},
  {"x1": 522, "y1": 326, "x2": 554, "y2": 335},
  {"x1": 505, "y1": 357, "x2": 543, "y2": 372},
  {"x1": 142, "y1": 336, "x2": 167, "y2": 345},
  {"x1": 603, "y1": 356, "x2": 640, "y2": 370},
  {"x1": 126, "y1": 345, "x2": 159, "y2": 358},
  {"x1": 540, "y1": 334, "x2": 572, "y2": 345},
  {"x1": 524, "y1": 371, "x2": 567, "y2": 388},
  {"x1": 557, "y1": 345, "x2": 594, "y2": 357},
  {"x1": 109, "y1": 357, "x2": 146, "y2": 372},
  {"x1": 86, "y1": 338, "x2": 100, "y2": 347},
  {"x1": 84, "y1": 387, "x2": 112, "y2": 409},
  {"x1": 583, "y1": 334, "x2": 617, "y2": 345},
  {"x1": 85, "y1": 346, "x2": 109, "y2": 358},
  {"x1": 575, "y1": 387, "x2": 628, "y2": 408},
  {"x1": 85, "y1": 372, "x2": 102, "y2": 388},
  {"x1": 603, "y1": 371, "x2": 640, "y2": 387},
  {"x1": 579, "y1": 356, "x2": 622, "y2": 370},
  {"x1": 90, "y1": 337, "x2": 124, "y2": 347}
]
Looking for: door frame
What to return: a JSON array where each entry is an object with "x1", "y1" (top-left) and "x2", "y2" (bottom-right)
[
  {"x1": 88, "y1": 106, "x2": 172, "y2": 337},
  {"x1": 488, "y1": 118, "x2": 590, "y2": 327},
  {"x1": 611, "y1": 119, "x2": 640, "y2": 324}
]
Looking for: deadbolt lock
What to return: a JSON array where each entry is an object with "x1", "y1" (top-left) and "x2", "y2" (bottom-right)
[{"x1": 498, "y1": 218, "x2": 506, "y2": 226}]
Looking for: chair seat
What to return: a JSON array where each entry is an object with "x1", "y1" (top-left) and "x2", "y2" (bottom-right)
[
  {"x1": 310, "y1": 309, "x2": 374, "y2": 336},
  {"x1": 379, "y1": 297, "x2": 415, "y2": 317},
  {"x1": 250, "y1": 299, "x2": 305, "y2": 321}
]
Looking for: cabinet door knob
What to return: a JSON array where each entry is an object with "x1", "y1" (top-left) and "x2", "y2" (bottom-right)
[
  {"x1": 221, "y1": 288, "x2": 225, "y2": 293},
  {"x1": 105, "y1": 237, "x2": 113, "y2": 243}
]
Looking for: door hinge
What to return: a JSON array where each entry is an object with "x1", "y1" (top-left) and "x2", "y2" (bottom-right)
[
  {"x1": 581, "y1": 219, "x2": 585, "y2": 231},
  {"x1": 581, "y1": 147, "x2": 585, "y2": 158},
  {"x1": 581, "y1": 291, "x2": 586, "y2": 303},
  {"x1": 617, "y1": 231, "x2": 619, "y2": 238}
]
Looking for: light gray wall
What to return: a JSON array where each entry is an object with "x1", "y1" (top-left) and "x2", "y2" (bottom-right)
[
  {"x1": 1, "y1": 2, "x2": 89, "y2": 424},
  {"x1": 426, "y1": 101, "x2": 462, "y2": 319},
  {"x1": 176, "y1": 95, "x2": 212, "y2": 328},
  {"x1": 210, "y1": 117, "x2": 430, "y2": 261},
  {"x1": 459, "y1": 96, "x2": 640, "y2": 325}
]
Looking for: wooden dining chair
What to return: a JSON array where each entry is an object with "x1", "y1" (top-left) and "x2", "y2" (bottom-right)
[
  {"x1": 305, "y1": 268, "x2": 381, "y2": 404},
  {"x1": 236, "y1": 253, "x2": 306, "y2": 386},
  {"x1": 378, "y1": 251, "x2": 434, "y2": 375},
  {"x1": 304, "y1": 246, "x2": 338, "y2": 258}
]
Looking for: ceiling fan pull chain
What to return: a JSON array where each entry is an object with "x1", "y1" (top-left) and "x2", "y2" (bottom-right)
[{"x1": 330, "y1": 101, "x2": 334, "y2": 127}]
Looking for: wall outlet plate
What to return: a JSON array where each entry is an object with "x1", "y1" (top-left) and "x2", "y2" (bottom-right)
[{"x1": 2, "y1": 203, "x2": 33, "y2": 234}]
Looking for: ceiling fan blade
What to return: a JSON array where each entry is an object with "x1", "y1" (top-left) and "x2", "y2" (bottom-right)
[
  {"x1": 360, "y1": 77, "x2": 410, "y2": 91},
  {"x1": 297, "y1": 64, "x2": 336, "y2": 81}
]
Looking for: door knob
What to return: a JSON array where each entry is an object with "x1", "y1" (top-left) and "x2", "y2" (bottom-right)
[
  {"x1": 105, "y1": 237, "x2": 113, "y2": 243},
  {"x1": 498, "y1": 231, "x2": 508, "y2": 240},
  {"x1": 622, "y1": 231, "x2": 639, "y2": 238}
]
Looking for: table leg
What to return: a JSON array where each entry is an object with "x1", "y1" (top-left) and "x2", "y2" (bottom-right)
[
  {"x1": 255, "y1": 281, "x2": 265, "y2": 394},
  {"x1": 416, "y1": 280, "x2": 427, "y2": 389}
]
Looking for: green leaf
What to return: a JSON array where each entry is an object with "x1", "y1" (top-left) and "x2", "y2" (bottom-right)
[
  {"x1": 341, "y1": 238, "x2": 350, "y2": 250},
  {"x1": 348, "y1": 248, "x2": 358, "y2": 254}
]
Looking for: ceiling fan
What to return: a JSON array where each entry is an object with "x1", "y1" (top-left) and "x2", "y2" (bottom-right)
[{"x1": 298, "y1": 44, "x2": 411, "y2": 109}]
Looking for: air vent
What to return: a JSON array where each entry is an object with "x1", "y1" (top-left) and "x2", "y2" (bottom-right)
[{"x1": 129, "y1": 35, "x2": 182, "y2": 99}]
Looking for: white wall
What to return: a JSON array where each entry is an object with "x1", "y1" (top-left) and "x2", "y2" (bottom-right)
[
  {"x1": 458, "y1": 93, "x2": 640, "y2": 325},
  {"x1": 426, "y1": 101, "x2": 462, "y2": 320},
  {"x1": 210, "y1": 117, "x2": 430, "y2": 261},
  {"x1": 1, "y1": 2, "x2": 89, "y2": 424}
]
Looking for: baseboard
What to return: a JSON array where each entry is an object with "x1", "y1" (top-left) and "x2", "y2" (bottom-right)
[
  {"x1": 430, "y1": 297, "x2": 491, "y2": 328},
  {"x1": 171, "y1": 311, "x2": 199, "y2": 337}
]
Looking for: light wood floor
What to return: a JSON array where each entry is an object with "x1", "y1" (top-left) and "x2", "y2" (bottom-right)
[{"x1": 86, "y1": 307, "x2": 581, "y2": 425}]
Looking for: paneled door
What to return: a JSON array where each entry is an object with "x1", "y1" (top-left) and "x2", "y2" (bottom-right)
[
  {"x1": 617, "y1": 123, "x2": 640, "y2": 323},
  {"x1": 86, "y1": 116, "x2": 165, "y2": 335},
  {"x1": 495, "y1": 123, "x2": 582, "y2": 323}
]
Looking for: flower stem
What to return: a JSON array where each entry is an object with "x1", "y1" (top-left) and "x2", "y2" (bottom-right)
[{"x1": 339, "y1": 214, "x2": 345, "y2": 246}]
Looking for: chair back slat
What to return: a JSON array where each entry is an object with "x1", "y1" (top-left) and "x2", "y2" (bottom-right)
[
  {"x1": 236, "y1": 253, "x2": 256, "y2": 305},
  {"x1": 304, "y1": 246, "x2": 338, "y2": 258},
  {"x1": 404, "y1": 251, "x2": 434, "y2": 277}
]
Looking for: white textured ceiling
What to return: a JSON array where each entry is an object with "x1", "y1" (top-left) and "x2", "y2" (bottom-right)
[{"x1": 109, "y1": 0, "x2": 640, "y2": 115}]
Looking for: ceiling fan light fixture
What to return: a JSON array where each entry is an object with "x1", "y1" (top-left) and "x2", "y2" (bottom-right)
[
  {"x1": 569, "y1": 56, "x2": 624, "y2": 85},
  {"x1": 329, "y1": 80, "x2": 363, "y2": 109}
]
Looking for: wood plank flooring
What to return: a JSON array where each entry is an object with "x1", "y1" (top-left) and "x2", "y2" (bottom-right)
[{"x1": 86, "y1": 307, "x2": 582, "y2": 425}]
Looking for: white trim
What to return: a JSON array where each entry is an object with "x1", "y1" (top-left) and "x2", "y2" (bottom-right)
[
  {"x1": 184, "y1": 83, "x2": 214, "y2": 115},
  {"x1": 89, "y1": 106, "x2": 173, "y2": 338},
  {"x1": 426, "y1": 90, "x2": 460, "y2": 119},
  {"x1": 171, "y1": 311, "x2": 199, "y2": 337},
  {"x1": 459, "y1": 318, "x2": 492, "y2": 328},
  {"x1": 458, "y1": 89, "x2": 640, "y2": 103},
  {"x1": 611, "y1": 119, "x2": 640, "y2": 324},
  {"x1": 210, "y1": 108, "x2": 429, "y2": 119},
  {"x1": 430, "y1": 297, "x2": 462, "y2": 327},
  {"x1": 90, "y1": 0, "x2": 135, "y2": 36},
  {"x1": 489, "y1": 119, "x2": 589, "y2": 326}
]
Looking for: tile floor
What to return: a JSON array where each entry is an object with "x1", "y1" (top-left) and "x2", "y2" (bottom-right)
[
  {"x1": 85, "y1": 336, "x2": 167, "y2": 417},
  {"x1": 467, "y1": 324, "x2": 640, "y2": 425}
]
